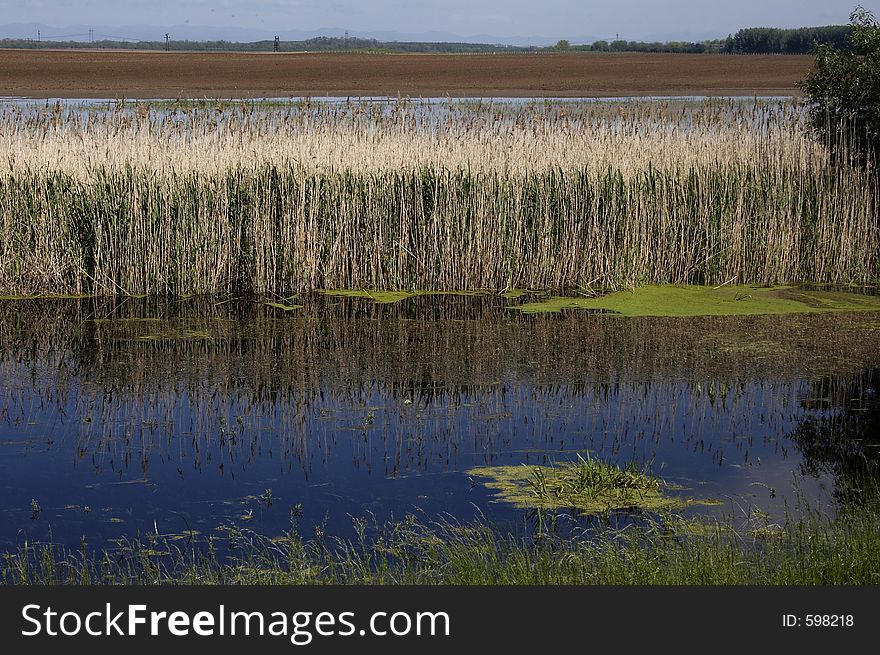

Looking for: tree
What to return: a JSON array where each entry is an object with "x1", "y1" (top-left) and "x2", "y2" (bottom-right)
[
  {"x1": 555, "y1": 39, "x2": 570, "y2": 51},
  {"x1": 730, "y1": 25, "x2": 850, "y2": 54},
  {"x1": 724, "y1": 34, "x2": 735, "y2": 53},
  {"x1": 799, "y1": 7, "x2": 880, "y2": 165}
]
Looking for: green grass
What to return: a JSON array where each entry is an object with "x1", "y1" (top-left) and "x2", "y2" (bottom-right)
[
  {"x1": 3, "y1": 500, "x2": 880, "y2": 585},
  {"x1": 468, "y1": 454, "x2": 719, "y2": 513}
]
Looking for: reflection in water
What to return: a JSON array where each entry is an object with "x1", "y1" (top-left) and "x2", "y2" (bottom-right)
[
  {"x1": 789, "y1": 369, "x2": 880, "y2": 503},
  {"x1": 0, "y1": 294, "x2": 878, "y2": 549}
]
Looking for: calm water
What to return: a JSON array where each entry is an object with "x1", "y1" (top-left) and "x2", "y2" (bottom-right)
[
  {"x1": 1, "y1": 294, "x2": 878, "y2": 550},
  {"x1": 0, "y1": 95, "x2": 801, "y2": 136}
]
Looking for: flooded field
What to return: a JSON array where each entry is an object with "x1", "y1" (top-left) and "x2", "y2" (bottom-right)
[{"x1": 2, "y1": 293, "x2": 878, "y2": 552}]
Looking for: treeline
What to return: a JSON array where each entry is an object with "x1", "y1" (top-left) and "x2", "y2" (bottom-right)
[
  {"x1": 0, "y1": 35, "x2": 533, "y2": 53},
  {"x1": 0, "y1": 24, "x2": 852, "y2": 55},
  {"x1": 294, "y1": 36, "x2": 529, "y2": 53},
  {"x1": 557, "y1": 25, "x2": 852, "y2": 54},
  {"x1": 558, "y1": 39, "x2": 729, "y2": 54},
  {"x1": 729, "y1": 25, "x2": 851, "y2": 54}
]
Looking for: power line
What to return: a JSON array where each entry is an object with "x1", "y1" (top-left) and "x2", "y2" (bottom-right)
[
  {"x1": 94, "y1": 34, "x2": 142, "y2": 42},
  {"x1": 34, "y1": 33, "x2": 91, "y2": 40}
]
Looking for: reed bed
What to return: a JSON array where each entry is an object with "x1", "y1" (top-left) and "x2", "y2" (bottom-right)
[
  {"x1": 0, "y1": 99, "x2": 823, "y2": 175},
  {"x1": 0, "y1": 99, "x2": 877, "y2": 295}
]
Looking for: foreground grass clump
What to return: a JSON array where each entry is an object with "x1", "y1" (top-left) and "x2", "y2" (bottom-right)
[
  {"x1": 468, "y1": 455, "x2": 717, "y2": 513},
  {"x1": 3, "y1": 505, "x2": 880, "y2": 584}
]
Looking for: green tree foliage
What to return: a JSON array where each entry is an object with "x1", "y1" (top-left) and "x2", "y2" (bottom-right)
[
  {"x1": 567, "y1": 39, "x2": 724, "y2": 53},
  {"x1": 799, "y1": 7, "x2": 880, "y2": 165},
  {"x1": 731, "y1": 25, "x2": 851, "y2": 54}
]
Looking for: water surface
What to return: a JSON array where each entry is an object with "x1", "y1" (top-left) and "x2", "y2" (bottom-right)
[{"x1": 1, "y1": 294, "x2": 877, "y2": 549}]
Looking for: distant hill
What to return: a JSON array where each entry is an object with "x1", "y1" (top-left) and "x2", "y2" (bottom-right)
[{"x1": 0, "y1": 22, "x2": 560, "y2": 47}]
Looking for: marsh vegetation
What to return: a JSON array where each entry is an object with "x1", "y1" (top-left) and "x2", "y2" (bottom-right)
[
  {"x1": 1, "y1": 93, "x2": 879, "y2": 585},
  {"x1": 1, "y1": 98, "x2": 877, "y2": 295},
  {"x1": 468, "y1": 455, "x2": 719, "y2": 513}
]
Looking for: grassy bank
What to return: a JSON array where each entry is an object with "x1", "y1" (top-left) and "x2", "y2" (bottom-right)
[
  {"x1": 1, "y1": 100, "x2": 877, "y2": 295},
  {"x1": 3, "y1": 504, "x2": 879, "y2": 585}
]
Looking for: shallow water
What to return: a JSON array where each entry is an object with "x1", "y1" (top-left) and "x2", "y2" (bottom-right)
[
  {"x1": 0, "y1": 95, "x2": 802, "y2": 136},
  {"x1": 0, "y1": 95, "x2": 797, "y2": 106},
  {"x1": 0, "y1": 294, "x2": 878, "y2": 549}
]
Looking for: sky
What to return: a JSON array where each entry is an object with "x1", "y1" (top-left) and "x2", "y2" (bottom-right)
[{"x1": 2, "y1": 0, "x2": 878, "y2": 43}]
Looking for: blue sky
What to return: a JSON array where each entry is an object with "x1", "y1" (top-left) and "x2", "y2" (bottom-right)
[{"x1": 3, "y1": 0, "x2": 878, "y2": 42}]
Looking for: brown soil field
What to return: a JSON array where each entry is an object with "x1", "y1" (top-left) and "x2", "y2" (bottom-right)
[{"x1": 0, "y1": 49, "x2": 812, "y2": 98}]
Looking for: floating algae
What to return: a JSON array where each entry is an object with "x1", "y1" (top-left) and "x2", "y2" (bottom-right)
[
  {"x1": 511, "y1": 285, "x2": 880, "y2": 317},
  {"x1": 314, "y1": 285, "x2": 880, "y2": 316},
  {"x1": 468, "y1": 455, "x2": 719, "y2": 514},
  {"x1": 263, "y1": 301, "x2": 304, "y2": 312},
  {"x1": 318, "y1": 289, "x2": 482, "y2": 304},
  {"x1": 319, "y1": 290, "x2": 418, "y2": 304}
]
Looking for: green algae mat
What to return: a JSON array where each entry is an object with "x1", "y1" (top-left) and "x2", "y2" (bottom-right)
[
  {"x1": 510, "y1": 285, "x2": 880, "y2": 317},
  {"x1": 315, "y1": 285, "x2": 880, "y2": 316},
  {"x1": 5, "y1": 285, "x2": 878, "y2": 318},
  {"x1": 468, "y1": 456, "x2": 719, "y2": 514},
  {"x1": 318, "y1": 290, "x2": 483, "y2": 303}
]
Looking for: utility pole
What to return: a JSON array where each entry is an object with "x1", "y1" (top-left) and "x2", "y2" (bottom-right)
[
  {"x1": 37, "y1": 30, "x2": 40, "y2": 43},
  {"x1": 165, "y1": 33, "x2": 170, "y2": 51},
  {"x1": 89, "y1": 28, "x2": 94, "y2": 44}
]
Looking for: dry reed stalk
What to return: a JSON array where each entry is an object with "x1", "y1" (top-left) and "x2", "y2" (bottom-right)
[{"x1": 0, "y1": 99, "x2": 876, "y2": 295}]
